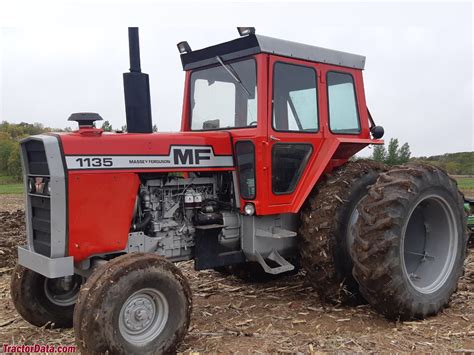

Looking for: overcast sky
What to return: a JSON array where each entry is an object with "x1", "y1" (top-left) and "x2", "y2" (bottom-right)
[{"x1": 0, "y1": 1, "x2": 472, "y2": 157}]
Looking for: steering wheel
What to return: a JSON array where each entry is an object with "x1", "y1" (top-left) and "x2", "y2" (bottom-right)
[{"x1": 248, "y1": 121, "x2": 257, "y2": 126}]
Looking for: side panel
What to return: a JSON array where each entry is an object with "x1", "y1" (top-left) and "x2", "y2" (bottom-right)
[
  {"x1": 59, "y1": 131, "x2": 235, "y2": 173},
  {"x1": 67, "y1": 172, "x2": 140, "y2": 261}
]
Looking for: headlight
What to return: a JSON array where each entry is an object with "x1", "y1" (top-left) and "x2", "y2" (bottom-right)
[
  {"x1": 28, "y1": 178, "x2": 36, "y2": 193},
  {"x1": 244, "y1": 203, "x2": 255, "y2": 216},
  {"x1": 28, "y1": 177, "x2": 49, "y2": 194}
]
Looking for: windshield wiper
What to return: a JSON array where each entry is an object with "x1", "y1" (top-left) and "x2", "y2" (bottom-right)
[{"x1": 216, "y1": 56, "x2": 251, "y2": 96}]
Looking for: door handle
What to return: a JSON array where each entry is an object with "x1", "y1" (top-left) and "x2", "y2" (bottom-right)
[{"x1": 269, "y1": 135, "x2": 280, "y2": 141}]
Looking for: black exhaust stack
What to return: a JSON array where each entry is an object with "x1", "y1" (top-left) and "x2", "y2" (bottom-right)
[{"x1": 123, "y1": 27, "x2": 153, "y2": 133}]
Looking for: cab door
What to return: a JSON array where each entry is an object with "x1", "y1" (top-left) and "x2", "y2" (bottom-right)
[{"x1": 264, "y1": 55, "x2": 325, "y2": 214}]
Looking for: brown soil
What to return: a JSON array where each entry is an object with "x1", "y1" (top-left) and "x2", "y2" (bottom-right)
[
  {"x1": 0, "y1": 195, "x2": 472, "y2": 353},
  {"x1": 0, "y1": 194, "x2": 24, "y2": 213},
  {"x1": 0, "y1": 210, "x2": 26, "y2": 269}
]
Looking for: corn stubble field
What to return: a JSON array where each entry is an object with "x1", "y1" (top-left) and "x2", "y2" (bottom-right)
[{"x1": 0, "y1": 194, "x2": 472, "y2": 353}]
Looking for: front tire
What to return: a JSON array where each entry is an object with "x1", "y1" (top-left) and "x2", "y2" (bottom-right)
[
  {"x1": 352, "y1": 164, "x2": 468, "y2": 320},
  {"x1": 74, "y1": 253, "x2": 192, "y2": 354},
  {"x1": 10, "y1": 264, "x2": 82, "y2": 328}
]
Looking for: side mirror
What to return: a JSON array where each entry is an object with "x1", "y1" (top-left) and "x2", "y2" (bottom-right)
[{"x1": 370, "y1": 125, "x2": 384, "y2": 139}]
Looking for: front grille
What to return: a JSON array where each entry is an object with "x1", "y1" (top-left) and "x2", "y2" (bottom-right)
[
  {"x1": 23, "y1": 140, "x2": 52, "y2": 257},
  {"x1": 24, "y1": 140, "x2": 50, "y2": 175}
]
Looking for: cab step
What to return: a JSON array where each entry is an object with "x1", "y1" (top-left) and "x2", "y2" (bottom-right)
[
  {"x1": 256, "y1": 227, "x2": 297, "y2": 239},
  {"x1": 255, "y1": 250, "x2": 295, "y2": 275}
]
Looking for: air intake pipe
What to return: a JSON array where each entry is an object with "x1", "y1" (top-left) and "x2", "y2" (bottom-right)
[{"x1": 123, "y1": 27, "x2": 153, "y2": 133}]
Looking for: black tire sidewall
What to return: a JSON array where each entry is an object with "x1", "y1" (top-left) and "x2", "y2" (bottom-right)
[
  {"x1": 11, "y1": 265, "x2": 76, "y2": 328},
  {"x1": 300, "y1": 160, "x2": 387, "y2": 304},
  {"x1": 335, "y1": 171, "x2": 379, "y2": 278}
]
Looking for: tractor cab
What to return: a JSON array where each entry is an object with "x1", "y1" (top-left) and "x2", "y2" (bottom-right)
[{"x1": 178, "y1": 27, "x2": 383, "y2": 215}]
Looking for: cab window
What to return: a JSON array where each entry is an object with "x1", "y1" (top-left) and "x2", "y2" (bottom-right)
[
  {"x1": 327, "y1": 71, "x2": 360, "y2": 134},
  {"x1": 190, "y1": 59, "x2": 257, "y2": 130},
  {"x1": 235, "y1": 141, "x2": 256, "y2": 199},
  {"x1": 272, "y1": 62, "x2": 318, "y2": 132},
  {"x1": 272, "y1": 144, "x2": 312, "y2": 194}
]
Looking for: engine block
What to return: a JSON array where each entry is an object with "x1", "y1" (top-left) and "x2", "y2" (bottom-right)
[{"x1": 137, "y1": 177, "x2": 217, "y2": 260}]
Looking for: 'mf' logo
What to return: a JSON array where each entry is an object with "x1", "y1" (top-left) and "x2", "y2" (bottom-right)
[{"x1": 173, "y1": 148, "x2": 212, "y2": 165}]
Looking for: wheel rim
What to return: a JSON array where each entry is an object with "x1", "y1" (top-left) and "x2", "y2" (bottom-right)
[
  {"x1": 118, "y1": 288, "x2": 169, "y2": 346},
  {"x1": 401, "y1": 195, "x2": 458, "y2": 294},
  {"x1": 44, "y1": 275, "x2": 82, "y2": 306}
]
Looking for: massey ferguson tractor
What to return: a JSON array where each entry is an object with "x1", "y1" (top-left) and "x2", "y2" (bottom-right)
[{"x1": 11, "y1": 27, "x2": 468, "y2": 354}]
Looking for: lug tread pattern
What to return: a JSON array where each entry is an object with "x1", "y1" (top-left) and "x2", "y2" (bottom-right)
[
  {"x1": 352, "y1": 163, "x2": 469, "y2": 320},
  {"x1": 299, "y1": 160, "x2": 387, "y2": 304},
  {"x1": 74, "y1": 253, "x2": 192, "y2": 354}
]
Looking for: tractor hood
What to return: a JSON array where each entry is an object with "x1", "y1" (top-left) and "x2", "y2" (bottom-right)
[{"x1": 56, "y1": 130, "x2": 235, "y2": 171}]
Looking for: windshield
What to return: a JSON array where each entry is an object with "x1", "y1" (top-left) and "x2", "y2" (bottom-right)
[{"x1": 190, "y1": 58, "x2": 257, "y2": 130}]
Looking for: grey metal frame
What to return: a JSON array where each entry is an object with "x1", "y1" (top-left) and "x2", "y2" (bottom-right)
[
  {"x1": 181, "y1": 34, "x2": 366, "y2": 71},
  {"x1": 241, "y1": 213, "x2": 298, "y2": 256},
  {"x1": 18, "y1": 135, "x2": 70, "y2": 277},
  {"x1": 18, "y1": 246, "x2": 73, "y2": 278},
  {"x1": 256, "y1": 35, "x2": 365, "y2": 69},
  {"x1": 241, "y1": 213, "x2": 298, "y2": 273}
]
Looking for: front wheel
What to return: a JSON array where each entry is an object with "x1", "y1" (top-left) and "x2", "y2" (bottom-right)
[
  {"x1": 352, "y1": 164, "x2": 468, "y2": 320},
  {"x1": 74, "y1": 253, "x2": 192, "y2": 354},
  {"x1": 10, "y1": 264, "x2": 82, "y2": 328}
]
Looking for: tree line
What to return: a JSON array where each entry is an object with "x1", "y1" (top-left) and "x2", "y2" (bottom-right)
[
  {"x1": 371, "y1": 138, "x2": 473, "y2": 175},
  {"x1": 0, "y1": 121, "x2": 472, "y2": 182},
  {"x1": 371, "y1": 138, "x2": 411, "y2": 166},
  {"x1": 0, "y1": 121, "x2": 63, "y2": 180},
  {"x1": 412, "y1": 151, "x2": 474, "y2": 175},
  {"x1": 0, "y1": 121, "x2": 158, "y2": 181}
]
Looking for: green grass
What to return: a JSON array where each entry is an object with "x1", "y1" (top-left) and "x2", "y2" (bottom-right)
[
  {"x1": 0, "y1": 183, "x2": 23, "y2": 194},
  {"x1": 0, "y1": 175, "x2": 23, "y2": 194},
  {"x1": 0, "y1": 175, "x2": 20, "y2": 184},
  {"x1": 456, "y1": 177, "x2": 474, "y2": 192}
]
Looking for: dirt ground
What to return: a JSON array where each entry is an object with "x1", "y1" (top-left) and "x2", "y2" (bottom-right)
[{"x1": 0, "y1": 194, "x2": 473, "y2": 353}]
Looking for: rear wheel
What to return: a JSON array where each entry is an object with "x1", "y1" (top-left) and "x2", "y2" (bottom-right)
[
  {"x1": 299, "y1": 160, "x2": 386, "y2": 304},
  {"x1": 10, "y1": 264, "x2": 82, "y2": 328},
  {"x1": 352, "y1": 164, "x2": 468, "y2": 320},
  {"x1": 74, "y1": 253, "x2": 192, "y2": 354}
]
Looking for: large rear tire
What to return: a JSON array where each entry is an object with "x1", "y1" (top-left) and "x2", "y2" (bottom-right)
[
  {"x1": 352, "y1": 163, "x2": 468, "y2": 320},
  {"x1": 10, "y1": 264, "x2": 82, "y2": 328},
  {"x1": 299, "y1": 160, "x2": 386, "y2": 304},
  {"x1": 74, "y1": 253, "x2": 192, "y2": 354}
]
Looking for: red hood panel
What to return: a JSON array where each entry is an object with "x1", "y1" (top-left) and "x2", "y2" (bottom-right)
[{"x1": 57, "y1": 131, "x2": 235, "y2": 171}]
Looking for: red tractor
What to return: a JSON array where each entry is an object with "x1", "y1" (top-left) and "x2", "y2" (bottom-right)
[{"x1": 11, "y1": 27, "x2": 468, "y2": 353}]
